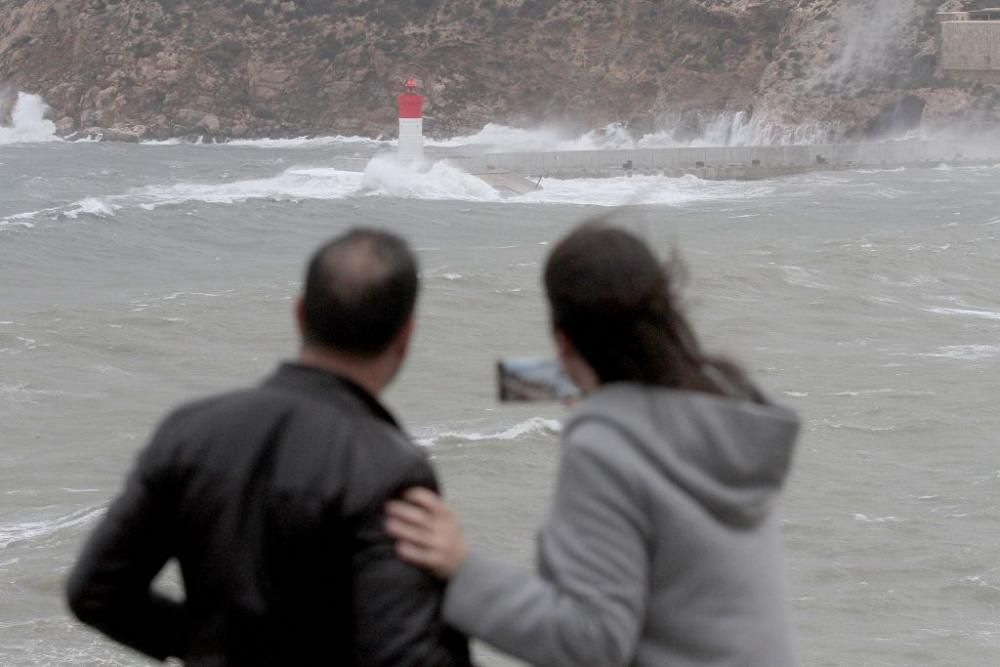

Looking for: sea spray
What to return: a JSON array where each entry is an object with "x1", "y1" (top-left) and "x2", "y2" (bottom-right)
[
  {"x1": 432, "y1": 117, "x2": 840, "y2": 151},
  {"x1": 360, "y1": 155, "x2": 501, "y2": 201},
  {"x1": 148, "y1": 114, "x2": 842, "y2": 152},
  {"x1": 1, "y1": 163, "x2": 776, "y2": 222},
  {"x1": 821, "y1": 0, "x2": 920, "y2": 90},
  {"x1": 641, "y1": 111, "x2": 841, "y2": 148},
  {"x1": 0, "y1": 92, "x2": 59, "y2": 145},
  {"x1": 225, "y1": 134, "x2": 392, "y2": 149},
  {"x1": 0, "y1": 81, "x2": 15, "y2": 124}
]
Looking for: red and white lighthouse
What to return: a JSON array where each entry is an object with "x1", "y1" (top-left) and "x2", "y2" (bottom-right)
[{"x1": 397, "y1": 78, "x2": 424, "y2": 162}]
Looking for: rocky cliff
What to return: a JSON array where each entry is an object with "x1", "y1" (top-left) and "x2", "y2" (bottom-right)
[{"x1": 0, "y1": 0, "x2": 994, "y2": 142}]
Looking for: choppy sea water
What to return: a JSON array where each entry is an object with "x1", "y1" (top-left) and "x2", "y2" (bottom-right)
[{"x1": 2, "y1": 126, "x2": 999, "y2": 666}]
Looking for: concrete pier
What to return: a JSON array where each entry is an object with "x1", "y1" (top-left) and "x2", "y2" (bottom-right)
[
  {"x1": 449, "y1": 139, "x2": 982, "y2": 181},
  {"x1": 332, "y1": 138, "x2": 995, "y2": 184}
]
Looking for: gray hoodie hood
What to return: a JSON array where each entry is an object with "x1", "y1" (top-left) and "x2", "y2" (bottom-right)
[{"x1": 564, "y1": 382, "x2": 799, "y2": 527}]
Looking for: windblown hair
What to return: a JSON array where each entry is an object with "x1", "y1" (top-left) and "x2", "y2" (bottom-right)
[
  {"x1": 301, "y1": 228, "x2": 418, "y2": 357},
  {"x1": 544, "y1": 220, "x2": 759, "y2": 399}
]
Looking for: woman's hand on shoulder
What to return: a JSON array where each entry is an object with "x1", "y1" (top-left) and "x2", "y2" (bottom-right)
[{"x1": 385, "y1": 487, "x2": 469, "y2": 579}]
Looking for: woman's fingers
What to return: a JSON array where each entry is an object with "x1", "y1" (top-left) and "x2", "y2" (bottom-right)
[
  {"x1": 385, "y1": 517, "x2": 430, "y2": 546},
  {"x1": 395, "y1": 540, "x2": 437, "y2": 567},
  {"x1": 389, "y1": 517, "x2": 453, "y2": 575},
  {"x1": 385, "y1": 499, "x2": 432, "y2": 526},
  {"x1": 385, "y1": 512, "x2": 454, "y2": 551},
  {"x1": 401, "y1": 487, "x2": 445, "y2": 513},
  {"x1": 384, "y1": 487, "x2": 470, "y2": 578}
]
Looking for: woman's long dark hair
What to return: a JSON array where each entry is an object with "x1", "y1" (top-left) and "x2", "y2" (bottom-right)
[{"x1": 544, "y1": 220, "x2": 759, "y2": 400}]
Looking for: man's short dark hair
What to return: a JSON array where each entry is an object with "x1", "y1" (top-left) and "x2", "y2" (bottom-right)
[{"x1": 301, "y1": 228, "x2": 418, "y2": 356}]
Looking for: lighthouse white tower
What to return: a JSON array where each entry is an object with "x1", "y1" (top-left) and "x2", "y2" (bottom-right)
[{"x1": 397, "y1": 78, "x2": 424, "y2": 162}]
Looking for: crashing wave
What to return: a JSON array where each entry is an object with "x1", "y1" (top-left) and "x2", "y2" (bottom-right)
[
  {"x1": 414, "y1": 416, "x2": 563, "y2": 447},
  {"x1": 0, "y1": 92, "x2": 60, "y2": 145},
  {"x1": 134, "y1": 111, "x2": 840, "y2": 152}
]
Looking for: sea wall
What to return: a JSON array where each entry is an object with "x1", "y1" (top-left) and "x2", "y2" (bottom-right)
[
  {"x1": 331, "y1": 139, "x2": 991, "y2": 182},
  {"x1": 941, "y1": 20, "x2": 1000, "y2": 82},
  {"x1": 444, "y1": 139, "x2": 972, "y2": 180}
]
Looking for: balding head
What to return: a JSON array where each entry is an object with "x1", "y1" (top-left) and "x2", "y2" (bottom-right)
[{"x1": 301, "y1": 228, "x2": 418, "y2": 357}]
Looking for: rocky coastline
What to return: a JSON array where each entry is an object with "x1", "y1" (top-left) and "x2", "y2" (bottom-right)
[{"x1": 1, "y1": 0, "x2": 998, "y2": 143}]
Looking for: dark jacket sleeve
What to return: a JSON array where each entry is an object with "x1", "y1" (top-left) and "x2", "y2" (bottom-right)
[
  {"x1": 65, "y1": 428, "x2": 187, "y2": 661},
  {"x1": 350, "y1": 460, "x2": 473, "y2": 667}
]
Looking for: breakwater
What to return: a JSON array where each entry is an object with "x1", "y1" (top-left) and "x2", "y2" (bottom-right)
[
  {"x1": 454, "y1": 139, "x2": 990, "y2": 180},
  {"x1": 331, "y1": 139, "x2": 994, "y2": 183}
]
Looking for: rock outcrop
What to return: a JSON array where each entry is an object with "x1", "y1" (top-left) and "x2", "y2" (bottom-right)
[{"x1": 0, "y1": 0, "x2": 995, "y2": 141}]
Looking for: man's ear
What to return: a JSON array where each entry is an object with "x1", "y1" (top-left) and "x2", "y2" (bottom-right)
[
  {"x1": 394, "y1": 316, "x2": 415, "y2": 360},
  {"x1": 294, "y1": 297, "x2": 307, "y2": 337}
]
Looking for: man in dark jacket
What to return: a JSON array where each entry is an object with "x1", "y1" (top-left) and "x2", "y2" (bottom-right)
[{"x1": 66, "y1": 228, "x2": 472, "y2": 666}]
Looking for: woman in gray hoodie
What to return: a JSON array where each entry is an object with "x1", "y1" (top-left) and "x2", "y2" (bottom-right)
[{"x1": 386, "y1": 222, "x2": 800, "y2": 667}]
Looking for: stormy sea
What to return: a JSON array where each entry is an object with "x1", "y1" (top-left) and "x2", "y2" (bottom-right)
[{"x1": 2, "y1": 93, "x2": 999, "y2": 665}]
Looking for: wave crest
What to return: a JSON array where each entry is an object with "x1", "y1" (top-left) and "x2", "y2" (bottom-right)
[
  {"x1": 361, "y1": 156, "x2": 501, "y2": 201},
  {"x1": 415, "y1": 416, "x2": 562, "y2": 447},
  {"x1": 2, "y1": 155, "x2": 774, "y2": 224},
  {"x1": 0, "y1": 505, "x2": 104, "y2": 549}
]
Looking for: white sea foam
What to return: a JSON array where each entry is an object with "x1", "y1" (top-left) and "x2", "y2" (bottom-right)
[
  {"x1": 910, "y1": 345, "x2": 1000, "y2": 361},
  {"x1": 161, "y1": 291, "x2": 226, "y2": 300},
  {"x1": 138, "y1": 134, "x2": 391, "y2": 149},
  {"x1": 776, "y1": 265, "x2": 832, "y2": 289},
  {"x1": 958, "y1": 575, "x2": 999, "y2": 589},
  {"x1": 2, "y1": 156, "x2": 774, "y2": 221},
  {"x1": 174, "y1": 112, "x2": 835, "y2": 152},
  {"x1": 0, "y1": 92, "x2": 60, "y2": 145},
  {"x1": 7, "y1": 167, "x2": 364, "y2": 220},
  {"x1": 428, "y1": 123, "x2": 564, "y2": 150},
  {"x1": 0, "y1": 382, "x2": 106, "y2": 401},
  {"x1": 852, "y1": 514, "x2": 903, "y2": 524},
  {"x1": 427, "y1": 122, "x2": 639, "y2": 151},
  {"x1": 856, "y1": 167, "x2": 907, "y2": 174},
  {"x1": 820, "y1": 419, "x2": 899, "y2": 433},
  {"x1": 361, "y1": 156, "x2": 501, "y2": 201},
  {"x1": 925, "y1": 307, "x2": 1000, "y2": 321},
  {"x1": 429, "y1": 115, "x2": 836, "y2": 151},
  {"x1": 415, "y1": 416, "x2": 562, "y2": 447},
  {"x1": 225, "y1": 134, "x2": 391, "y2": 149},
  {"x1": 63, "y1": 197, "x2": 119, "y2": 219},
  {"x1": 0, "y1": 218, "x2": 35, "y2": 230},
  {"x1": 130, "y1": 167, "x2": 363, "y2": 207},
  {"x1": 2, "y1": 210, "x2": 44, "y2": 222},
  {"x1": 874, "y1": 273, "x2": 939, "y2": 288},
  {"x1": 512, "y1": 173, "x2": 773, "y2": 207},
  {"x1": 0, "y1": 505, "x2": 104, "y2": 549},
  {"x1": 139, "y1": 138, "x2": 184, "y2": 146}
]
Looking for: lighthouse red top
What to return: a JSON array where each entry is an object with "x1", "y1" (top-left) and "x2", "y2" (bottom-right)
[{"x1": 398, "y1": 78, "x2": 423, "y2": 119}]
